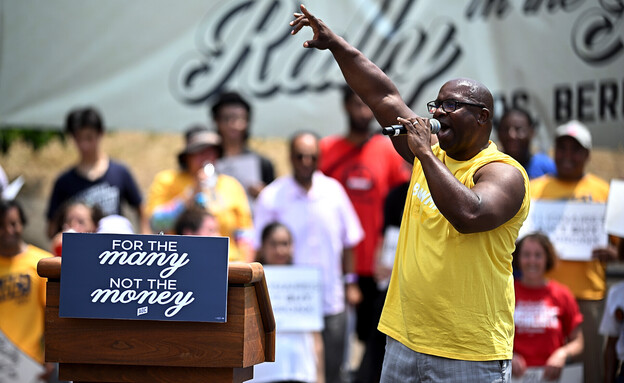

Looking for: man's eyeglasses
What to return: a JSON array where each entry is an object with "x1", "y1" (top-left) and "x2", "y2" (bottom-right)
[{"x1": 426, "y1": 99, "x2": 486, "y2": 114}]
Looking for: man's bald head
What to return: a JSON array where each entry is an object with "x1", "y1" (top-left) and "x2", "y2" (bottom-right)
[
  {"x1": 445, "y1": 78, "x2": 494, "y2": 121},
  {"x1": 433, "y1": 78, "x2": 495, "y2": 160}
]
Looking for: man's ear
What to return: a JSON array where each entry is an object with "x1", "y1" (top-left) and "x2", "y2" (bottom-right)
[{"x1": 478, "y1": 108, "x2": 491, "y2": 125}]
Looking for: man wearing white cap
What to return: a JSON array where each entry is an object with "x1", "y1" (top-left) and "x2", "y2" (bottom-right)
[{"x1": 530, "y1": 120, "x2": 619, "y2": 383}]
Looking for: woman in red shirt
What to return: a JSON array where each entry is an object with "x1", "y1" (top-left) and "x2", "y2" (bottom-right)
[{"x1": 512, "y1": 232, "x2": 584, "y2": 380}]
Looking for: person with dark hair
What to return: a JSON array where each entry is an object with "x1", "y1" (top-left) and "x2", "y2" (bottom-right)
[
  {"x1": 319, "y1": 85, "x2": 411, "y2": 374},
  {"x1": 46, "y1": 106, "x2": 144, "y2": 238},
  {"x1": 52, "y1": 201, "x2": 103, "y2": 235},
  {"x1": 145, "y1": 126, "x2": 254, "y2": 262},
  {"x1": 253, "y1": 131, "x2": 363, "y2": 383},
  {"x1": 290, "y1": 6, "x2": 529, "y2": 382},
  {"x1": 256, "y1": 222, "x2": 291, "y2": 264},
  {"x1": 210, "y1": 91, "x2": 275, "y2": 202},
  {"x1": 496, "y1": 107, "x2": 555, "y2": 179},
  {"x1": 251, "y1": 221, "x2": 325, "y2": 383},
  {"x1": 49, "y1": 201, "x2": 103, "y2": 257},
  {"x1": 512, "y1": 232, "x2": 584, "y2": 380},
  {"x1": 0, "y1": 199, "x2": 55, "y2": 381},
  {"x1": 173, "y1": 207, "x2": 220, "y2": 237}
]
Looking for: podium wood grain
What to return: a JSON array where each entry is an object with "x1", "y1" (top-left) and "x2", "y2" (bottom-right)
[{"x1": 38, "y1": 257, "x2": 275, "y2": 383}]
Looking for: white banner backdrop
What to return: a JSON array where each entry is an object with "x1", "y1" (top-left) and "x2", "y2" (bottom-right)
[{"x1": 0, "y1": 0, "x2": 622, "y2": 148}]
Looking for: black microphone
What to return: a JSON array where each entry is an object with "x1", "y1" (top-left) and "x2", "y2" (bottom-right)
[{"x1": 381, "y1": 119, "x2": 441, "y2": 136}]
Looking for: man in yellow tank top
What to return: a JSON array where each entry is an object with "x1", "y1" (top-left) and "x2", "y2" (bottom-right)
[{"x1": 291, "y1": 6, "x2": 530, "y2": 382}]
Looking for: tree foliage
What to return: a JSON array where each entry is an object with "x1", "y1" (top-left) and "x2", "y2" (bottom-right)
[{"x1": 0, "y1": 127, "x2": 64, "y2": 153}]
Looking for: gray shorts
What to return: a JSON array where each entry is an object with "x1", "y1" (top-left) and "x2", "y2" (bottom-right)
[{"x1": 380, "y1": 336, "x2": 511, "y2": 383}]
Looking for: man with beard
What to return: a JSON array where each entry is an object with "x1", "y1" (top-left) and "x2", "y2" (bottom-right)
[
  {"x1": 318, "y1": 86, "x2": 410, "y2": 380},
  {"x1": 290, "y1": 6, "x2": 530, "y2": 382}
]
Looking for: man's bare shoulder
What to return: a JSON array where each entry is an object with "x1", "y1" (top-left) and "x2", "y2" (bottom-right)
[
  {"x1": 474, "y1": 161, "x2": 526, "y2": 193},
  {"x1": 476, "y1": 161, "x2": 523, "y2": 178}
]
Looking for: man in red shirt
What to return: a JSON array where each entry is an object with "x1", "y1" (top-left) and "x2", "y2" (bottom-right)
[{"x1": 319, "y1": 85, "x2": 411, "y2": 379}]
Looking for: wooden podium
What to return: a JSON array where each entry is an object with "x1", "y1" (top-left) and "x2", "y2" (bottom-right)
[{"x1": 37, "y1": 257, "x2": 275, "y2": 383}]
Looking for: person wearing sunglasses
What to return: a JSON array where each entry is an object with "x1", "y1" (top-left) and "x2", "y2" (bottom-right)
[
  {"x1": 253, "y1": 131, "x2": 364, "y2": 383},
  {"x1": 290, "y1": 6, "x2": 529, "y2": 383}
]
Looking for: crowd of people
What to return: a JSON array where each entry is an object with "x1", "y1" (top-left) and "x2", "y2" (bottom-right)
[{"x1": 1, "y1": 5, "x2": 623, "y2": 383}]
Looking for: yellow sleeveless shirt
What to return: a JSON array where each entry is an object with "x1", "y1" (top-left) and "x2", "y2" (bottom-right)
[{"x1": 378, "y1": 142, "x2": 530, "y2": 361}]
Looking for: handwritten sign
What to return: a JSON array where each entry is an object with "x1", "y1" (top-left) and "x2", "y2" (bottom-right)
[
  {"x1": 216, "y1": 154, "x2": 261, "y2": 196},
  {"x1": 263, "y1": 265, "x2": 323, "y2": 332},
  {"x1": 519, "y1": 200, "x2": 608, "y2": 261},
  {"x1": 605, "y1": 179, "x2": 624, "y2": 237},
  {"x1": 59, "y1": 232, "x2": 229, "y2": 322}
]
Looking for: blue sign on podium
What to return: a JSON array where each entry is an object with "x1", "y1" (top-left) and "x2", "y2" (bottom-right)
[{"x1": 59, "y1": 232, "x2": 229, "y2": 322}]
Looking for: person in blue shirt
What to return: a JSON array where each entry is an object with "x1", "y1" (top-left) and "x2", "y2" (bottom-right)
[
  {"x1": 46, "y1": 107, "x2": 144, "y2": 238},
  {"x1": 496, "y1": 107, "x2": 556, "y2": 179}
]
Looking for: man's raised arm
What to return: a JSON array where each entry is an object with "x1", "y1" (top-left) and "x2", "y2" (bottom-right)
[{"x1": 290, "y1": 4, "x2": 428, "y2": 163}]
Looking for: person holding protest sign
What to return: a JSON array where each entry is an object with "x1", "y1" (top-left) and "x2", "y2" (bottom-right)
[
  {"x1": 253, "y1": 131, "x2": 363, "y2": 383},
  {"x1": 210, "y1": 91, "x2": 275, "y2": 203},
  {"x1": 0, "y1": 199, "x2": 55, "y2": 382},
  {"x1": 512, "y1": 232, "x2": 584, "y2": 381},
  {"x1": 144, "y1": 126, "x2": 254, "y2": 262},
  {"x1": 289, "y1": 5, "x2": 530, "y2": 382},
  {"x1": 530, "y1": 120, "x2": 618, "y2": 383},
  {"x1": 251, "y1": 221, "x2": 324, "y2": 383}
]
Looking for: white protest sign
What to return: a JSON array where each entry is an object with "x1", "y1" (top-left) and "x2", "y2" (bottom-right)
[
  {"x1": 216, "y1": 153, "x2": 262, "y2": 205},
  {"x1": 216, "y1": 154, "x2": 261, "y2": 188},
  {"x1": 605, "y1": 179, "x2": 624, "y2": 237},
  {"x1": 0, "y1": 330, "x2": 44, "y2": 383},
  {"x1": 519, "y1": 200, "x2": 608, "y2": 261},
  {"x1": 263, "y1": 265, "x2": 323, "y2": 332}
]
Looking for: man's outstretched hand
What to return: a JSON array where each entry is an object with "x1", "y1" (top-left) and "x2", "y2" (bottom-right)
[{"x1": 290, "y1": 4, "x2": 336, "y2": 50}]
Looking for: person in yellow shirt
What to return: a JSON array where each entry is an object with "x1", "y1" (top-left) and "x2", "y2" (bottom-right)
[
  {"x1": 0, "y1": 199, "x2": 54, "y2": 381},
  {"x1": 290, "y1": 6, "x2": 529, "y2": 382},
  {"x1": 144, "y1": 126, "x2": 254, "y2": 262},
  {"x1": 530, "y1": 120, "x2": 618, "y2": 383}
]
